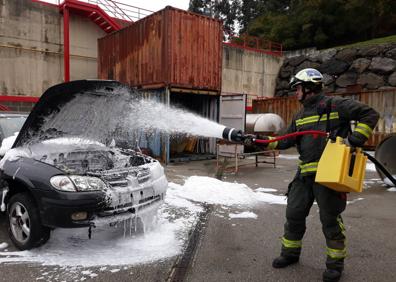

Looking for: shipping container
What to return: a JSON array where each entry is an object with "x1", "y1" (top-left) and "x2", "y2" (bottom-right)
[
  {"x1": 252, "y1": 89, "x2": 396, "y2": 148},
  {"x1": 169, "y1": 91, "x2": 219, "y2": 162},
  {"x1": 131, "y1": 88, "x2": 219, "y2": 163},
  {"x1": 98, "y1": 6, "x2": 223, "y2": 92},
  {"x1": 133, "y1": 88, "x2": 168, "y2": 161}
]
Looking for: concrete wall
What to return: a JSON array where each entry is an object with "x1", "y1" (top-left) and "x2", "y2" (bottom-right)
[
  {"x1": 1, "y1": 0, "x2": 284, "y2": 102},
  {"x1": 283, "y1": 47, "x2": 319, "y2": 58},
  {"x1": 221, "y1": 45, "x2": 284, "y2": 104},
  {"x1": 0, "y1": 0, "x2": 104, "y2": 97},
  {"x1": 69, "y1": 12, "x2": 104, "y2": 81}
]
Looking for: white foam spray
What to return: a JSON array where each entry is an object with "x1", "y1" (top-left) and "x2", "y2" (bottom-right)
[
  {"x1": 35, "y1": 87, "x2": 227, "y2": 146},
  {"x1": 128, "y1": 99, "x2": 226, "y2": 139}
]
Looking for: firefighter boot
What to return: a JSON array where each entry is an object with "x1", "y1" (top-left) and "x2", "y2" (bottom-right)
[
  {"x1": 322, "y1": 269, "x2": 342, "y2": 282},
  {"x1": 272, "y1": 256, "x2": 299, "y2": 268}
]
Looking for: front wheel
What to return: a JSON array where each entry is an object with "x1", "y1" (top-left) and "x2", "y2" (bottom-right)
[{"x1": 7, "y1": 193, "x2": 50, "y2": 250}]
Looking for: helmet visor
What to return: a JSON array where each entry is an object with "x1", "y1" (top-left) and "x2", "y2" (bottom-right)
[{"x1": 289, "y1": 77, "x2": 303, "y2": 90}]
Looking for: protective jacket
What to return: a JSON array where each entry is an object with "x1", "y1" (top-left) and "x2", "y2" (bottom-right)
[
  {"x1": 267, "y1": 93, "x2": 379, "y2": 175},
  {"x1": 270, "y1": 92, "x2": 379, "y2": 271}
]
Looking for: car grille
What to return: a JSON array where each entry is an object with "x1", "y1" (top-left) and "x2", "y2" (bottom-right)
[
  {"x1": 88, "y1": 167, "x2": 151, "y2": 187},
  {"x1": 88, "y1": 166, "x2": 162, "y2": 217},
  {"x1": 97, "y1": 194, "x2": 162, "y2": 217},
  {"x1": 137, "y1": 169, "x2": 150, "y2": 184}
]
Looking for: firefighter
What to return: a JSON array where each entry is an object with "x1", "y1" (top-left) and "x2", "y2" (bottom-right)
[{"x1": 253, "y1": 68, "x2": 379, "y2": 282}]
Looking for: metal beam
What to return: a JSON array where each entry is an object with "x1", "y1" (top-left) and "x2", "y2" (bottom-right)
[{"x1": 63, "y1": 5, "x2": 70, "y2": 82}]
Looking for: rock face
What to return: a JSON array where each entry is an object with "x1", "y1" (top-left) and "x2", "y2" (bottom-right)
[
  {"x1": 349, "y1": 58, "x2": 371, "y2": 73},
  {"x1": 385, "y1": 47, "x2": 396, "y2": 59},
  {"x1": 336, "y1": 72, "x2": 358, "y2": 87},
  {"x1": 387, "y1": 72, "x2": 396, "y2": 86},
  {"x1": 275, "y1": 43, "x2": 396, "y2": 97},
  {"x1": 335, "y1": 48, "x2": 357, "y2": 62},
  {"x1": 369, "y1": 57, "x2": 396, "y2": 74},
  {"x1": 319, "y1": 59, "x2": 349, "y2": 75},
  {"x1": 357, "y1": 73, "x2": 385, "y2": 89}
]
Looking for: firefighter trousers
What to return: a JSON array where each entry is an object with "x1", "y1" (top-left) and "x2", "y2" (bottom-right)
[{"x1": 280, "y1": 173, "x2": 347, "y2": 270}]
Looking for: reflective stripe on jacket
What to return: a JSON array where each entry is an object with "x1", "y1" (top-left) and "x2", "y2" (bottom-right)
[{"x1": 272, "y1": 94, "x2": 379, "y2": 176}]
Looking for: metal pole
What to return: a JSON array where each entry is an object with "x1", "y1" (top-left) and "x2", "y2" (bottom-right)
[
  {"x1": 63, "y1": 5, "x2": 70, "y2": 82},
  {"x1": 165, "y1": 87, "x2": 170, "y2": 164}
]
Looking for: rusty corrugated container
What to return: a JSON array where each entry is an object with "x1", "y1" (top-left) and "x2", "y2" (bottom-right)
[
  {"x1": 252, "y1": 89, "x2": 396, "y2": 148},
  {"x1": 98, "y1": 6, "x2": 223, "y2": 92},
  {"x1": 331, "y1": 89, "x2": 396, "y2": 148}
]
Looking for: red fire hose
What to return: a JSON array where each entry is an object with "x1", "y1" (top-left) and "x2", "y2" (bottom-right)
[{"x1": 254, "y1": 130, "x2": 328, "y2": 144}]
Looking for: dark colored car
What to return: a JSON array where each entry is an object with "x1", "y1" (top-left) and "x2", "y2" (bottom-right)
[
  {"x1": 0, "y1": 113, "x2": 27, "y2": 147},
  {"x1": 0, "y1": 80, "x2": 168, "y2": 250}
]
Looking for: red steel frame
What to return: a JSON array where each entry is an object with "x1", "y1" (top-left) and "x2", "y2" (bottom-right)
[
  {"x1": 59, "y1": 0, "x2": 123, "y2": 82},
  {"x1": 0, "y1": 96, "x2": 39, "y2": 103},
  {"x1": 33, "y1": 0, "x2": 125, "y2": 82},
  {"x1": 0, "y1": 96, "x2": 40, "y2": 111},
  {"x1": 63, "y1": 5, "x2": 70, "y2": 82}
]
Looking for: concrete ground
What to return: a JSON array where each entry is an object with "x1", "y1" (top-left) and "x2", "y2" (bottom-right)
[
  {"x1": 167, "y1": 149, "x2": 396, "y2": 282},
  {"x1": 0, "y1": 149, "x2": 395, "y2": 282}
]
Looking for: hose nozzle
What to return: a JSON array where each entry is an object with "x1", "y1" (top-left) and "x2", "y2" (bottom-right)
[{"x1": 222, "y1": 127, "x2": 245, "y2": 143}]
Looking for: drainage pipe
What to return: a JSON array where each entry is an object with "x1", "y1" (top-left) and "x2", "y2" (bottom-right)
[{"x1": 372, "y1": 134, "x2": 396, "y2": 186}]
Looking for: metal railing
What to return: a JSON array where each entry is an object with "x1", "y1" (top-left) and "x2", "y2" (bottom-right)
[
  {"x1": 224, "y1": 33, "x2": 283, "y2": 57},
  {"x1": 87, "y1": 0, "x2": 153, "y2": 21},
  {"x1": 34, "y1": 0, "x2": 154, "y2": 21}
]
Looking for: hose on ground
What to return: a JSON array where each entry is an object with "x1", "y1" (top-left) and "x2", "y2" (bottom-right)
[{"x1": 364, "y1": 152, "x2": 396, "y2": 186}]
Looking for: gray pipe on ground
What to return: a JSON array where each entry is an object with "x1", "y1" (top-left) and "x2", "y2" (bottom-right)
[{"x1": 374, "y1": 134, "x2": 396, "y2": 186}]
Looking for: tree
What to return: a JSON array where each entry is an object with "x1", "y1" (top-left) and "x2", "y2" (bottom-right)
[
  {"x1": 238, "y1": 0, "x2": 291, "y2": 34},
  {"x1": 188, "y1": 0, "x2": 206, "y2": 14},
  {"x1": 188, "y1": 0, "x2": 240, "y2": 36},
  {"x1": 191, "y1": 0, "x2": 396, "y2": 50},
  {"x1": 247, "y1": 0, "x2": 396, "y2": 50}
]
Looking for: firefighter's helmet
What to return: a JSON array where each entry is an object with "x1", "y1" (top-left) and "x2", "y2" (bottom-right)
[{"x1": 289, "y1": 68, "x2": 323, "y2": 93}]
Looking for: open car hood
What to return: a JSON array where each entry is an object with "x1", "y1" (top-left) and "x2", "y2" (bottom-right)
[{"x1": 13, "y1": 80, "x2": 134, "y2": 148}]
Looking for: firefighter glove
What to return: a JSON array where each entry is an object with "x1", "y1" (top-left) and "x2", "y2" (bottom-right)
[
  {"x1": 347, "y1": 132, "x2": 365, "y2": 147},
  {"x1": 243, "y1": 134, "x2": 257, "y2": 147}
]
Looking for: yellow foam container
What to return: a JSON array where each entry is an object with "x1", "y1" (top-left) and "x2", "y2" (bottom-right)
[{"x1": 315, "y1": 137, "x2": 367, "y2": 192}]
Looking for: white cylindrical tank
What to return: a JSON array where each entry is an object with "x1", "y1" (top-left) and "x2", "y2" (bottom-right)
[{"x1": 246, "y1": 113, "x2": 285, "y2": 134}]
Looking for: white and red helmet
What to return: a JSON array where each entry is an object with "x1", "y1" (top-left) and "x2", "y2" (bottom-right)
[{"x1": 289, "y1": 68, "x2": 324, "y2": 93}]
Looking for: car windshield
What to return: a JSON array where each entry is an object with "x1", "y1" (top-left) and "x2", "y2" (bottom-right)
[{"x1": 0, "y1": 116, "x2": 26, "y2": 137}]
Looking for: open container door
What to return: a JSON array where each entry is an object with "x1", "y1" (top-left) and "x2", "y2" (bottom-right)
[{"x1": 218, "y1": 94, "x2": 246, "y2": 157}]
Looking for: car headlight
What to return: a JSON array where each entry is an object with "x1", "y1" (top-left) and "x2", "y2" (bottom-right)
[
  {"x1": 50, "y1": 175, "x2": 106, "y2": 192},
  {"x1": 50, "y1": 176, "x2": 76, "y2": 192},
  {"x1": 149, "y1": 162, "x2": 165, "y2": 180}
]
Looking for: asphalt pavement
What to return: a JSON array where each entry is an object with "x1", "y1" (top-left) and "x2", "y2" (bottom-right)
[
  {"x1": 182, "y1": 151, "x2": 396, "y2": 282},
  {"x1": 0, "y1": 149, "x2": 395, "y2": 282}
]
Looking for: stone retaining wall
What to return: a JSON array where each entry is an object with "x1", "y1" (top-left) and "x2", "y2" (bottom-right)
[{"x1": 276, "y1": 43, "x2": 396, "y2": 96}]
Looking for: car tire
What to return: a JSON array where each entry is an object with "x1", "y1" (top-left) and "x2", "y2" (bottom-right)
[{"x1": 7, "y1": 193, "x2": 50, "y2": 250}]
